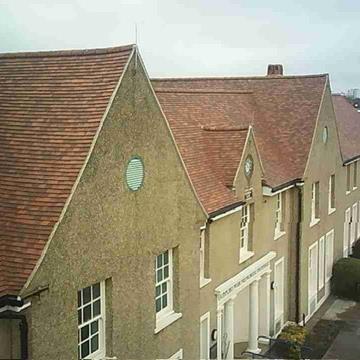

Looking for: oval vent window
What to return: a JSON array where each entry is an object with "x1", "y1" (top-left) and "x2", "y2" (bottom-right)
[
  {"x1": 322, "y1": 126, "x2": 328, "y2": 144},
  {"x1": 126, "y1": 157, "x2": 144, "y2": 191}
]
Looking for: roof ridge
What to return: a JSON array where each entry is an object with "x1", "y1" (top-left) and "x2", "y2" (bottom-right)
[
  {"x1": 0, "y1": 44, "x2": 135, "y2": 59},
  {"x1": 155, "y1": 88, "x2": 253, "y2": 94},
  {"x1": 152, "y1": 74, "x2": 328, "y2": 81},
  {"x1": 201, "y1": 125, "x2": 249, "y2": 131}
]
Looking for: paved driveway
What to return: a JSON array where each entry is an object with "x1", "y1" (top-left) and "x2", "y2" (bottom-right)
[{"x1": 322, "y1": 299, "x2": 360, "y2": 360}]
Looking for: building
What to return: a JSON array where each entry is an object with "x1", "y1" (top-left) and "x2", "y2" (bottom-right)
[
  {"x1": 1, "y1": 45, "x2": 360, "y2": 360},
  {"x1": 0, "y1": 45, "x2": 206, "y2": 360},
  {"x1": 332, "y1": 94, "x2": 360, "y2": 257},
  {"x1": 152, "y1": 67, "x2": 360, "y2": 358}
]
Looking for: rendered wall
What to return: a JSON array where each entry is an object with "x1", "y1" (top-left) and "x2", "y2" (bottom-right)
[
  {"x1": 200, "y1": 131, "x2": 297, "y2": 349},
  {"x1": 22, "y1": 53, "x2": 205, "y2": 360}
]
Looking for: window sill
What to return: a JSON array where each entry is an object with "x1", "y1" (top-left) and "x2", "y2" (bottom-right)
[
  {"x1": 346, "y1": 190, "x2": 351, "y2": 195},
  {"x1": 200, "y1": 277, "x2": 212, "y2": 289},
  {"x1": 309, "y1": 218, "x2": 320, "y2": 228},
  {"x1": 155, "y1": 311, "x2": 182, "y2": 334},
  {"x1": 239, "y1": 250, "x2": 254, "y2": 264},
  {"x1": 274, "y1": 231, "x2": 286, "y2": 241},
  {"x1": 328, "y1": 208, "x2": 336, "y2": 215}
]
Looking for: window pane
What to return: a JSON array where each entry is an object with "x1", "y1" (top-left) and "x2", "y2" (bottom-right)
[
  {"x1": 157, "y1": 269, "x2": 163, "y2": 282},
  {"x1": 157, "y1": 254, "x2": 163, "y2": 267},
  {"x1": 81, "y1": 340, "x2": 90, "y2": 358},
  {"x1": 81, "y1": 325, "x2": 89, "y2": 341},
  {"x1": 164, "y1": 250, "x2": 169, "y2": 264},
  {"x1": 91, "y1": 320, "x2": 98, "y2": 335},
  {"x1": 77, "y1": 291, "x2": 82, "y2": 308},
  {"x1": 156, "y1": 298, "x2": 162, "y2": 312},
  {"x1": 92, "y1": 283, "x2": 100, "y2": 299},
  {"x1": 91, "y1": 334, "x2": 99, "y2": 353},
  {"x1": 162, "y1": 294, "x2": 167, "y2": 308},
  {"x1": 162, "y1": 282, "x2": 167, "y2": 293},
  {"x1": 83, "y1": 304, "x2": 91, "y2": 323},
  {"x1": 164, "y1": 265, "x2": 169, "y2": 279},
  {"x1": 83, "y1": 287, "x2": 91, "y2": 305},
  {"x1": 155, "y1": 285, "x2": 161, "y2": 297},
  {"x1": 78, "y1": 310, "x2": 82, "y2": 325},
  {"x1": 93, "y1": 300, "x2": 100, "y2": 317}
]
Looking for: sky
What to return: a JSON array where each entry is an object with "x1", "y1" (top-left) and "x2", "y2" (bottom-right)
[{"x1": 0, "y1": 0, "x2": 359, "y2": 92}]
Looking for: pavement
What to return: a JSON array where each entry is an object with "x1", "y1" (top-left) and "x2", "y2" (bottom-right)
[{"x1": 321, "y1": 298, "x2": 360, "y2": 360}]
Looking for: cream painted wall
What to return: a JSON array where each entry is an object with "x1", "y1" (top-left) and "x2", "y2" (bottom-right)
[
  {"x1": 22, "y1": 54, "x2": 206, "y2": 360},
  {"x1": 301, "y1": 84, "x2": 360, "y2": 319},
  {"x1": 200, "y1": 130, "x2": 296, "y2": 346}
]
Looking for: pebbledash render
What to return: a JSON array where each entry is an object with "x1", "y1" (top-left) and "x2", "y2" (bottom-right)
[{"x1": 0, "y1": 46, "x2": 360, "y2": 360}]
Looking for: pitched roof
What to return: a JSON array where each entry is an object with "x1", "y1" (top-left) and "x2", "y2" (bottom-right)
[
  {"x1": 155, "y1": 88, "x2": 253, "y2": 213},
  {"x1": 152, "y1": 74, "x2": 327, "y2": 213},
  {"x1": 332, "y1": 94, "x2": 360, "y2": 163},
  {"x1": 0, "y1": 45, "x2": 134, "y2": 297}
]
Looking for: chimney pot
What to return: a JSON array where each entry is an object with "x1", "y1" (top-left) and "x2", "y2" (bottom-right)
[{"x1": 267, "y1": 64, "x2": 283, "y2": 76}]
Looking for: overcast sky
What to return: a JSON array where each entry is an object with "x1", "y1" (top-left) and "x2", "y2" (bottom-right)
[{"x1": 0, "y1": 0, "x2": 359, "y2": 92}]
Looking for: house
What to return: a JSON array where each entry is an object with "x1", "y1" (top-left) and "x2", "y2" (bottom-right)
[
  {"x1": 152, "y1": 65, "x2": 360, "y2": 358},
  {"x1": 332, "y1": 94, "x2": 360, "y2": 257},
  {"x1": 1, "y1": 44, "x2": 360, "y2": 360},
  {"x1": 0, "y1": 45, "x2": 206, "y2": 360}
]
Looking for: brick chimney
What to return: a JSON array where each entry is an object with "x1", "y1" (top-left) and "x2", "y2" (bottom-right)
[{"x1": 267, "y1": 64, "x2": 283, "y2": 76}]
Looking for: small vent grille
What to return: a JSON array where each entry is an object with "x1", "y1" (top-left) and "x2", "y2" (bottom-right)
[{"x1": 126, "y1": 157, "x2": 144, "y2": 191}]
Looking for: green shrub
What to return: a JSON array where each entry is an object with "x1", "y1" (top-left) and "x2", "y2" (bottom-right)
[
  {"x1": 278, "y1": 323, "x2": 307, "y2": 359},
  {"x1": 352, "y1": 239, "x2": 360, "y2": 259},
  {"x1": 332, "y1": 257, "x2": 360, "y2": 300}
]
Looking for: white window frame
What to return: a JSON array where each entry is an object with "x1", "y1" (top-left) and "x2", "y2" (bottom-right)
[
  {"x1": 308, "y1": 241, "x2": 318, "y2": 317},
  {"x1": 274, "y1": 193, "x2": 286, "y2": 239},
  {"x1": 318, "y1": 236, "x2": 325, "y2": 290},
  {"x1": 239, "y1": 205, "x2": 253, "y2": 263},
  {"x1": 328, "y1": 174, "x2": 336, "y2": 214},
  {"x1": 310, "y1": 182, "x2": 320, "y2": 227},
  {"x1": 325, "y1": 229, "x2": 334, "y2": 282},
  {"x1": 344, "y1": 207, "x2": 351, "y2": 257},
  {"x1": 77, "y1": 282, "x2": 106, "y2": 360},
  {"x1": 351, "y1": 203, "x2": 358, "y2": 253},
  {"x1": 200, "y1": 312, "x2": 210, "y2": 360},
  {"x1": 353, "y1": 161, "x2": 358, "y2": 190},
  {"x1": 157, "y1": 349, "x2": 183, "y2": 360},
  {"x1": 155, "y1": 250, "x2": 173, "y2": 318},
  {"x1": 168, "y1": 349, "x2": 183, "y2": 360},
  {"x1": 155, "y1": 249, "x2": 182, "y2": 334},
  {"x1": 346, "y1": 165, "x2": 351, "y2": 194},
  {"x1": 274, "y1": 257, "x2": 285, "y2": 334},
  {"x1": 200, "y1": 229, "x2": 211, "y2": 288}
]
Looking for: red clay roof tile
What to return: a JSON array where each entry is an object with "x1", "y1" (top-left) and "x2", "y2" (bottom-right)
[
  {"x1": 332, "y1": 95, "x2": 360, "y2": 163},
  {"x1": 152, "y1": 74, "x2": 327, "y2": 212},
  {"x1": 0, "y1": 45, "x2": 133, "y2": 297}
]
